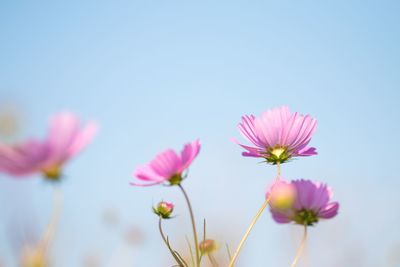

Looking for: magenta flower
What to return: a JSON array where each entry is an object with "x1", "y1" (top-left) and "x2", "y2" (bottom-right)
[
  {"x1": 0, "y1": 112, "x2": 97, "y2": 180},
  {"x1": 132, "y1": 140, "x2": 200, "y2": 186},
  {"x1": 235, "y1": 106, "x2": 317, "y2": 164},
  {"x1": 267, "y1": 179, "x2": 339, "y2": 225}
]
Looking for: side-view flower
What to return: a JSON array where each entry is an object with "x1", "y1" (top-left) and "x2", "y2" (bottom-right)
[
  {"x1": 131, "y1": 139, "x2": 200, "y2": 186},
  {"x1": 0, "y1": 112, "x2": 97, "y2": 181},
  {"x1": 268, "y1": 179, "x2": 339, "y2": 225},
  {"x1": 235, "y1": 105, "x2": 317, "y2": 164}
]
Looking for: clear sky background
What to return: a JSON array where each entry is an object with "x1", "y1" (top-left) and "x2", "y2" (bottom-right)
[{"x1": 0, "y1": 1, "x2": 399, "y2": 266}]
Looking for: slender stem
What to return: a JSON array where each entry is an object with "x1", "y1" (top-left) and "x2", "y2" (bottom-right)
[
  {"x1": 185, "y1": 235, "x2": 195, "y2": 267},
  {"x1": 277, "y1": 161, "x2": 281, "y2": 180},
  {"x1": 178, "y1": 184, "x2": 200, "y2": 267},
  {"x1": 208, "y1": 253, "x2": 219, "y2": 267},
  {"x1": 158, "y1": 217, "x2": 186, "y2": 267},
  {"x1": 228, "y1": 163, "x2": 281, "y2": 267},
  {"x1": 290, "y1": 225, "x2": 308, "y2": 267},
  {"x1": 41, "y1": 186, "x2": 63, "y2": 251},
  {"x1": 228, "y1": 195, "x2": 271, "y2": 267}
]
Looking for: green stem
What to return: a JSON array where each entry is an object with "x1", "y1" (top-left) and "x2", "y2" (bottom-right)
[
  {"x1": 158, "y1": 217, "x2": 186, "y2": 267},
  {"x1": 178, "y1": 184, "x2": 200, "y2": 267}
]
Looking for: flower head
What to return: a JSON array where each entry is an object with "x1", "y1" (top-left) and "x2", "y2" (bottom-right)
[
  {"x1": 40, "y1": 112, "x2": 97, "y2": 180},
  {"x1": 0, "y1": 112, "x2": 97, "y2": 180},
  {"x1": 269, "y1": 180, "x2": 297, "y2": 210},
  {"x1": 267, "y1": 179, "x2": 339, "y2": 226},
  {"x1": 131, "y1": 140, "x2": 200, "y2": 186},
  {"x1": 153, "y1": 201, "x2": 174, "y2": 219},
  {"x1": 235, "y1": 106, "x2": 317, "y2": 164},
  {"x1": 199, "y1": 239, "x2": 218, "y2": 255}
]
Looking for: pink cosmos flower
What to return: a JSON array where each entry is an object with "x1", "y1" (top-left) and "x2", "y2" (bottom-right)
[
  {"x1": 235, "y1": 106, "x2": 317, "y2": 164},
  {"x1": 0, "y1": 112, "x2": 97, "y2": 180},
  {"x1": 267, "y1": 179, "x2": 339, "y2": 225},
  {"x1": 132, "y1": 140, "x2": 201, "y2": 186}
]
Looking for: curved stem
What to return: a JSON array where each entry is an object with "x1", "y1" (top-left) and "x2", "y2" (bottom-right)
[
  {"x1": 228, "y1": 163, "x2": 281, "y2": 267},
  {"x1": 228, "y1": 195, "x2": 271, "y2": 267},
  {"x1": 158, "y1": 217, "x2": 186, "y2": 267},
  {"x1": 178, "y1": 184, "x2": 200, "y2": 267},
  {"x1": 290, "y1": 225, "x2": 308, "y2": 267}
]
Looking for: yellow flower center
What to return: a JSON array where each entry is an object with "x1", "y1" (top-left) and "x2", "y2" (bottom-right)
[
  {"x1": 42, "y1": 165, "x2": 62, "y2": 181},
  {"x1": 271, "y1": 147, "x2": 285, "y2": 158}
]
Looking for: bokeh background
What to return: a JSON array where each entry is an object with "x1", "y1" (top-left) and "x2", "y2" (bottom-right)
[{"x1": 1, "y1": 1, "x2": 400, "y2": 266}]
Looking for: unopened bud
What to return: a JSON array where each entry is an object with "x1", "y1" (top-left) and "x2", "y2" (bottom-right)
[
  {"x1": 199, "y1": 239, "x2": 218, "y2": 254},
  {"x1": 153, "y1": 201, "x2": 174, "y2": 219}
]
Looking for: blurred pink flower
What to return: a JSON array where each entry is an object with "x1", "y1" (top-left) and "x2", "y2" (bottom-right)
[
  {"x1": 131, "y1": 140, "x2": 200, "y2": 186},
  {"x1": 234, "y1": 106, "x2": 317, "y2": 164},
  {"x1": 0, "y1": 112, "x2": 97, "y2": 180},
  {"x1": 267, "y1": 179, "x2": 339, "y2": 225}
]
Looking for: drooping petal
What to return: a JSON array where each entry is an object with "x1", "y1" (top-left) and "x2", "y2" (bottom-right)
[
  {"x1": 231, "y1": 138, "x2": 263, "y2": 158},
  {"x1": 0, "y1": 140, "x2": 49, "y2": 176},
  {"x1": 270, "y1": 210, "x2": 293, "y2": 223},
  {"x1": 318, "y1": 202, "x2": 339, "y2": 219}
]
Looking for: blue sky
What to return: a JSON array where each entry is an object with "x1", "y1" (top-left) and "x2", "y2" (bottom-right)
[{"x1": 1, "y1": 1, "x2": 400, "y2": 266}]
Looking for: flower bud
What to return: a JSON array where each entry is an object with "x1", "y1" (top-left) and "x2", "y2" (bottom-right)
[
  {"x1": 199, "y1": 239, "x2": 218, "y2": 254},
  {"x1": 153, "y1": 201, "x2": 174, "y2": 219},
  {"x1": 268, "y1": 181, "x2": 296, "y2": 210}
]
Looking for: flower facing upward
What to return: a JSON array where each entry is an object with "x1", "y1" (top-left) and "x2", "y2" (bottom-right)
[
  {"x1": 235, "y1": 106, "x2": 317, "y2": 164},
  {"x1": 153, "y1": 201, "x2": 174, "y2": 219},
  {"x1": 131, "y1": 140, "x2": 200, "y2": 186},
  {"x1": 267, "y1": 179, "x2": 339, "y2": 226},
  {"x1": 0, "y1": 112, "x2": 97, "y2": 180}
]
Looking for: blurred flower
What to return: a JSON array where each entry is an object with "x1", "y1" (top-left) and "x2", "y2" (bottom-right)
[
  {"x1": 131, "y1": 140, "x2": 200, "y2": 186},
  {"x1": 268, "y1": 179, "x2": 339, "y2": 225},
  {"x1": 0, "y1": 112, "x2": 97, "y2": 180},
  {"x1": 20, "y1": 245, "x2": 47, "y2": 267},
  {"x1": 268, "y1": 180, "x2": 296, "y2": 210},
  {"x1": 0, "y1": 104, "x2": 21, "y2": 140},
  {"x1": 234, "y1": 106, "x2": 317, "y2": 164},
  {"x1": 153, "y1": 201, "x2": 174, "y2": 219},
  {"x1": 199, "y1": 239, "x2": 218, "y2": 255}
]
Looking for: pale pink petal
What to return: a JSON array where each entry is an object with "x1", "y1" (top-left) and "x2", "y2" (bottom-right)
[
  {"x1": 238, "y1": 115, "x2": 265, "y2": 147},
  {"x1": 46, "y1": 112, "x2": 81, "y2": 164},
  {"x1": 66, "y1": 122, "x2": 98, "y2": 159},
  {"x1": 150, "y1": 150, "x2": 180, "y2": 178},
  {"x1": 180, "y1": 139, "x2": 201, "y2": 171}
]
